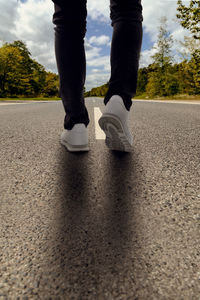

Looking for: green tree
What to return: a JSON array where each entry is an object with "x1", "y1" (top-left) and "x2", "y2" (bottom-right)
[
  {"x1": 9, "y1": 40, "x2": 33, "y2": 72},
  {"x1": 0, "y1": 41, "x2": 46, "y2": 97},
  {"x1": 146, "y1": 17, "x2": 178, "y2": 97},
  {"x1": 152, "y1": 17, "x2": 173, "y2": 68},
  {"x1": 136, "y1": 67, "x2": 148, "y2": 96},
  {"x1": 6, "y1": 40, "x2": 35, "y2": 96},
  {"x1": 0, "y1": 40, "x2": 60, "y2": 97},
  {"x1": 176, "y1": 0, "x2": 200, "y2": 40},
  {"x1": 42, "y1": 72, "x2": 59, "y2": 97},
  {"x1": 84, "y1": 82, "x2": 108, "y2": 97},
  {"x1": 30, "y1": 59, "x2": 46, "y2": 96},
  {"x1": 176, "y1": 1, "x2": 200, "y2": 94},
  {"x1": 9, "y1": 41, "x2": 47, "y2": 96},
  {"x1": 0, "y1": 45, "x2": 33, "y2": 97}
]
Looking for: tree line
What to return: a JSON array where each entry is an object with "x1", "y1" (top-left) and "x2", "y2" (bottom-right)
[
  {"x1": 0, "y1": 40, "x2": 59, "y2": 98},
  {"x1": 0, "y1": 0, "x2": 199, "y2": 99}
]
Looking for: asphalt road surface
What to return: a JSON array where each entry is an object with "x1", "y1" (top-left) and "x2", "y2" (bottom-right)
[{"x1": 0, "y1": 98, "x2": 200, "y2": 299}]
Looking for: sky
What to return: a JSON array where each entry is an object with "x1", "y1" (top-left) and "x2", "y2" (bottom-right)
[{"x1": 0, "y1": 0, "x2": 190, "y2": 91}]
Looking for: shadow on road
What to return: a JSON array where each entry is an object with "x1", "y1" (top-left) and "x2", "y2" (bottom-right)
[{"x1": 45, "y1": 147, "x2": 142, "y2": 298}]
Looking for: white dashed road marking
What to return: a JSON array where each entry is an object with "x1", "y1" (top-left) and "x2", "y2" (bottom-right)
[{"x1": 94, "y1": 107, "x2": 105, "y2": 140}]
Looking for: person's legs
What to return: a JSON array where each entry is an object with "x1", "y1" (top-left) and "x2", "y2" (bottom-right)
[
  {"x1": 104, "y1": 0, "x2": 143, "y2": 111},
  {"x1": 52, "y1": 0, "x2": 89, "y2": 130}
]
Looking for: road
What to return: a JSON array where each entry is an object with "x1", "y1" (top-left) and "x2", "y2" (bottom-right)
[{"x1": 0, "y1": 98, "x2": 200, "y2": 299}]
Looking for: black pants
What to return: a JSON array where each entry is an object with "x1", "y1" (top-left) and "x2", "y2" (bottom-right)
[{"x1": 52, "y1": 0, "x2": 143, "y2": 130}]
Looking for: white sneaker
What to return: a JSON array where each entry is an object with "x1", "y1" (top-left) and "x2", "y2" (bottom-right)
[
  {"x1": 60, "y1": 123, "x2": 89, "y2": 152},
  {"x1": 98, "y1": 95, "x2": 133, "y2": 152}
]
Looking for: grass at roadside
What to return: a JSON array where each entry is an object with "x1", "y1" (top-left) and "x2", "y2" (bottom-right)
[
  {"x1": 0, "y1": 94, "x2": 200, "y2": 101},
  {"x1": 89, "y1": 94, "x2": 200, "y2": 101},
  {"x1": 0, "y1": 97, "x2": 61, "y2": 101},
  {"x1": 134, "y1": 94, "x2": 200, "y2": 101}
]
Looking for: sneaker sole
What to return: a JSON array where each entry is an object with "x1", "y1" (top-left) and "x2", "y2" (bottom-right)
[
  {"x1": 98, "y1": 113, "x2": 132, "y2": 152},
  {"x1": 60, "y1": 139, "x2": 89, "y2": 152}
]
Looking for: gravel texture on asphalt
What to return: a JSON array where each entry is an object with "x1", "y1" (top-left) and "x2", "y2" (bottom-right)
[{"x1": 0, "y1": 98, "x2": 199, "y2": 299}]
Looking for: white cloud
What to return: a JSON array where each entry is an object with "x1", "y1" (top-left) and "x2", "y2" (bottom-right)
[
  {"x1": 86, "y1": 72, "x2": 110, "y2": 91},
  {"x1": 139, "y1": 48, "x2": 156, "y2": 68},
  {"x1": 85, "y1": 40, "x2": 102, "y2": 60},
  {"x1": 87, "y1": 0, "x2": 110, "y2": 23},
  {"x1": 0, "y1": 0, "x2": 111, "y2": 89},
  {"x1": 0, "y1": 0, "x2": 192, "y2": 90},
  {"x1": 140, "y1": 0, "x2": 191, "y2": 67},
  {"x1": 142, "y1": 0, "x2": 189, "y2": 42},
  {"x1": 87, "y1": 55, "x2": 110, "y2": 71},
  {"x1": 0, "y1": 0, "x2": 19, "y2": 42},
  {"x1": 89, "y1": 35, "x2": 110, "y2": 46},
  {"x1": 13, "y1": 0, "x2": 55, "y2": 71}
]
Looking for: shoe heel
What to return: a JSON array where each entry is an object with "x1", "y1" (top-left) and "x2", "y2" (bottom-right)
[{"x1": 99, "y1": 114, "x2": 132, "y2": 152}]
